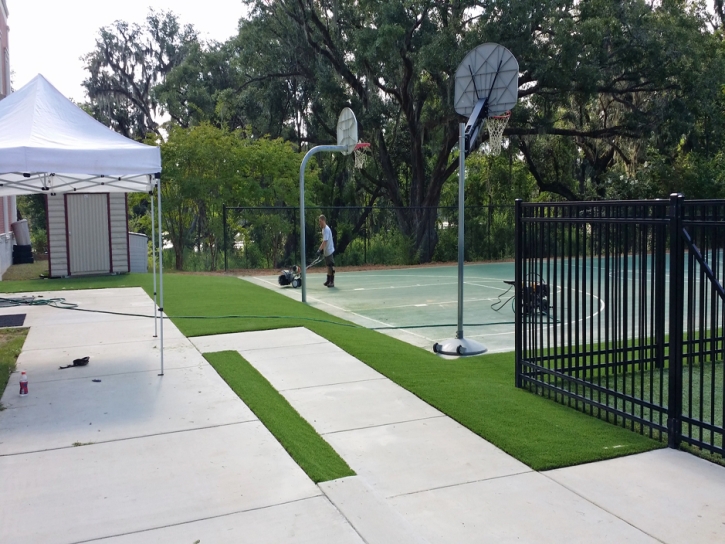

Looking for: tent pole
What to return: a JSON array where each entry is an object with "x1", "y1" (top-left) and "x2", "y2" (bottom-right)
[
  {"x1": 156, "y1": 177, "x2": 164, "y2": 377},
  {"x1": 150, "y1": 186, "x2": 158, "y2": 338}
]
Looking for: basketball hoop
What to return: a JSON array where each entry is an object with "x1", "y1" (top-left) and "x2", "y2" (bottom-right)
[
  {"x1": 485, "y1": 111, "x2": 511, "y2": 156},
  {"x1": 353, "y1": 142, "x2": 370, "y2": 169}
]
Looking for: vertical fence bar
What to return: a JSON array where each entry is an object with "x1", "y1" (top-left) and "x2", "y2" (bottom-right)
[
  {"x1": 515, "y1": 199, "x2": 523, "y2": 388},
  {"x1": 668, "y1": 193, "x2": 684, "y2": 448},
  {"x1": 223, "y1": 204, "x2": 228, "y2": 272},
  {"x1": 655, "y1": 206, "x2": 667, "y2": 439}
]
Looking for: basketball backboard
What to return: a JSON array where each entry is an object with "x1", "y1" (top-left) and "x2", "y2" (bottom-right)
[
  {"x1": 454, "y1": 43, "x2": 519, "y2": 117},
  {"x1": 337, "y1": 108, "x2": 359, "y2": 155}
]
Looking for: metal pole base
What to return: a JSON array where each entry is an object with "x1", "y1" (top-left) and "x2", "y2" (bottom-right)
[{"x1": 433, "y1": 338, "x2": 488, "y2": 357}]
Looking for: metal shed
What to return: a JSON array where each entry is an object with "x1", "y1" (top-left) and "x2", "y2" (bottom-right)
[{"x1": 46, "y1": 193, "x2": 131, "y2": 277}]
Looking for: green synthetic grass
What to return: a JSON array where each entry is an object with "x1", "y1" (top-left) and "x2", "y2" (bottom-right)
[
  {"x1": 1, "y1": 261, "x2": 49, "y2": 281},
  {"x1": 0, "y1": 328, "x2": 29, "y2": 408},
  {"x1": 0, "y1": 273, "x2": 663, "y2": 470},
  {"x1": 0, "y1": 273, "x2": 154, "y2": 294},
  {"x1": 204, "y1": 350, "x2": 354, "y2": 483}
]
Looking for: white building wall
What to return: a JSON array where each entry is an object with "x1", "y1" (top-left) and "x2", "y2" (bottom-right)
[
  {"x1": 109, "y1": 193, "x2": 129, "y2": 273},
  {"x1": 128, "y1": 233, "x2": 148, "y2": 273},
  {"x1": 0, "y1": 230, "x2": 12, "y2": 277},
  {"x1": 47, "y1": 194, "x2": 68, "y2": 277},
  {"x1": 0, "y1": 195, "x2": 12, "y2": 278},
  {"x1": 67, "y1": 194, "x2": 110, "y2": 275}
]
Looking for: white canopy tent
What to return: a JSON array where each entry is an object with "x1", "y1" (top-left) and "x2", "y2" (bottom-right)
[{"x1": 0, "y1": 75, "x2": 167, "y2": 374}]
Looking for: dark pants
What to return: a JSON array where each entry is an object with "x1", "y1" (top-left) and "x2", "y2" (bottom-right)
[{"x1": 325, "y1": 254, "x2": 335, "y2": 275}]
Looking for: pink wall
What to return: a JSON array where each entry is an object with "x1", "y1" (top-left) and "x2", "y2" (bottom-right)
[
  {"x1": 0, "y1": 1, "x2": 13, "y2": 235},
  {"x1": 0, "y1": 0, "x2": 8, "y2": 99}
]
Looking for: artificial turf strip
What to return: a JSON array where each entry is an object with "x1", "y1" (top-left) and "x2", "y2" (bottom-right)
[
  {"x1": 0, "y1": 273, "x2": 664, "y2": 470},
  {"x1": 0, "y1": 328, "x2": 29, "y2": 405},
  {"x1": 204, "y1": 350, "x2": 355, "y2": 483}
]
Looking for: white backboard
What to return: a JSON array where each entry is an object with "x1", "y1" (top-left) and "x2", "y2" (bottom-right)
[
  {"x1": 454, "y1": 43, "x2": 519, "y2": 117},
  {"x1": 337, "y1": 108, "x2": 359, "y2": 155}
]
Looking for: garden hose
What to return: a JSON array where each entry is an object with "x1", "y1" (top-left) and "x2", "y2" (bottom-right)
[{"x1": 0, "y1": 295, "x2": 514, "y2": 331}]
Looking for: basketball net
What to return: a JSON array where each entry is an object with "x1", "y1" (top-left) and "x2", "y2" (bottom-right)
[
  {"x1": 485, "y1": 111, "x2": 511, "y2": 156},
  {"x1": 353, "y1": 142, "x2": 370, "y2": 169}
]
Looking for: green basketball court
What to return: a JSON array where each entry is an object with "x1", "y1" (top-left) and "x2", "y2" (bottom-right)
[
  {"x1": 246, "y1": 255, "x2": 687, "y2": 354},
  {"x1": 247, "y1": 262, "x2": 522, "y2": 353}
]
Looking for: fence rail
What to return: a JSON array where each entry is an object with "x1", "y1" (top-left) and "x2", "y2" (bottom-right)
[
  {"x1": 516, "y1": 195, "x2": 725, "y2": 459},
  {"x1": 222, "y1": 204, "x2": 516, "y2": 270}
]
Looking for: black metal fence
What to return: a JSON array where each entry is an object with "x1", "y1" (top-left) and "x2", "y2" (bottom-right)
[
  {"x1": 515, "y1": 195, "x2": 725, "y2": 458},
  {"x1": 222, "y1": 205, "x2": 516, "y2": 270}
]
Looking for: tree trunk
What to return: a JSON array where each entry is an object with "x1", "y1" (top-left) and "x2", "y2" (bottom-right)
[{"x1": 174, "y1": 245, "x2": 184, "y2": 270}]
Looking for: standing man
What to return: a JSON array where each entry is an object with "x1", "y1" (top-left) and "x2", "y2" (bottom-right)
[{"x1": 317, "y1": 215, "x2": 335, "y2": 288}]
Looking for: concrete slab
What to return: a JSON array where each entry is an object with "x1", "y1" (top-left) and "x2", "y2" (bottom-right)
[
  {"x1": 20, "y1": 317, "x2": 184, "y2": 351},
  {"x1": 242, "y1": 340, "x2": 349, "y2": 363},
  {"x1": 191, "y1": 327, "x2": 327, "y2": 353},
  {"x1": 12, "y1": 337, "x2": 197, "y2": 380},
  {"x1": 0, "y1": 288, "x2": 158, "y2": 326},
  {"x1": 7, "y1": 291, "x2": 719, "y2": 544},
  {"x1": 283, "y1": 379, "x2": 442, "y2": 434},
  {"x1": 0, "y1": 423, "x2": 321, "y2": 544},
  {"x1": 193, "y1": 327, "x2": 383, "y2": 390},
  {"x1": 323, "y1": 417, "x2": 530, "y2": 498},
  {"x1": 320, "y1": 476, "x2": 429, "y2": 544},
  {"x1": 389, "y1": 471, "x2": 658, "y2": 544},
  {"x1": 0, "y1": 361, "x2": 256, "y2": 455},
  {"x1": 244, "y1": 350, "x2": 382, "y2": 391},
  {"x1": 96, "y1": 496, "x2": 365, "y2": 544},
  {"x1": 546, "y1": 448, "x2": 725, "y2": 544}
]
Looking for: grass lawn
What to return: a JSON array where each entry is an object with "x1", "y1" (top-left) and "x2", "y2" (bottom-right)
[
  {"x1": 0, "y1": 273, "x2": 663, "y2": 470},
  {"x1": 1, "y1": 261, "x2": 49, "y2": 281},
  {"x1": 0, "y1": 328, "x2": 29, "y2": 408},
  {"x1": 205, "y1": 350, "x2": 355, "y2": 482}
]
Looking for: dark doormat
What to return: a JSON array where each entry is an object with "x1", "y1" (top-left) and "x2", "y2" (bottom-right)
[{"x1": 0, "y1": 314, "x2": 26, "y2": 327}]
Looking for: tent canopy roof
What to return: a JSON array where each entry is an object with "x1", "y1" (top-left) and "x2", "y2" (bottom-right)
[{"x1": 0, "y1": 75, "x2": 161, "y2": 195}]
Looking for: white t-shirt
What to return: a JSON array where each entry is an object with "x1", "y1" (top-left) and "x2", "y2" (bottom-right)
[{"x1": 322, "y1": 225, "x2": 335, "y2": 256}]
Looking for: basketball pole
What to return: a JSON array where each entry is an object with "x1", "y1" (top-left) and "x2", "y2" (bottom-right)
[
  {"x1": 457, "y1": 122, "x2": 465, "y2": 339},
  {"x1": 299, "y1": 145, "x2": 346, "y2": 303},
  {"x1": 432, "y1": 123, "x2": 487, "y2": 357}
]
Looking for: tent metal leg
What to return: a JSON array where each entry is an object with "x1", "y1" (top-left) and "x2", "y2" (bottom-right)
[
  {"x1": 157, "y1": 180, "x2": 164, "y2": 376},
  {"x1": 151, "y1": 188, "x2": 158, "y2": 338}
]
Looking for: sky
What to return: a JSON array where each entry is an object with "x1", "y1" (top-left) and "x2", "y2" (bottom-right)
[{"x1": 8, "y1": 0, "x2": 247, "y2": 102}]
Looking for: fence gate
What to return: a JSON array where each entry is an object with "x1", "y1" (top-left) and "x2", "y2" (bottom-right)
[{"x1": 515, "y1": 194, "x2": 725, "y2": 459}]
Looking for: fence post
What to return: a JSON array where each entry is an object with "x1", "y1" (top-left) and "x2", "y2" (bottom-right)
[
  {"x1": 515, "y1": 199, "x2": 523, "y2": 388},
  {"x1": 293, "y1": 207, "x2": 298, "y2": 266},
  {"x1": 668, "y1": 193, "x2": 684, "y2": 449},
  {"x1": 655, "y1": 202, "x2": 667, "y2": 370},
  {"x1": 223, "y1": 204, "x2": 228, "y2": 272}
]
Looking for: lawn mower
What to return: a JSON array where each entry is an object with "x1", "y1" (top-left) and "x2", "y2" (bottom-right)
[
  {"x1": 277, "y1": 255, "x2": 323, "y2": 289},
  {"x1": 492, "y1": 275, "x2": 550, "y2": 316}
]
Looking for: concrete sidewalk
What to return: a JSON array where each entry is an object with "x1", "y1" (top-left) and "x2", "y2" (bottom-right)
[
  {"x1": 192, "y1": 327, "x2": 725, "y2": 544},
  {"x1": 0, "y1": 289, "x2": 363, "y2": 544},
  {"x1": 1, "y1": 288, "x2": 724, "y2": 543}
]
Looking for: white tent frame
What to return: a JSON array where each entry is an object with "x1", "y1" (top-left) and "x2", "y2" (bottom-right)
[{"x1": 0, "y1": 75, "x2": 166, "y2": 374}]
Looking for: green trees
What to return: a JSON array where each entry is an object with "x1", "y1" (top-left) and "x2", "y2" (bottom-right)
[
  {"x1": 508, "y1": 0, "x2": 725, "y2": 200},
  {"x1": 160, "y1": 124, "x2": 304, "y2": 270},
  {"x1": 82, "y1": 10, "x2": 199, "y2": 140},
  {"x1": 157, "y1": 1, "x2": 725, "y2": 257},
  {"x1": 82, "y1": 2, "x2": 725, "y2": 267}
]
